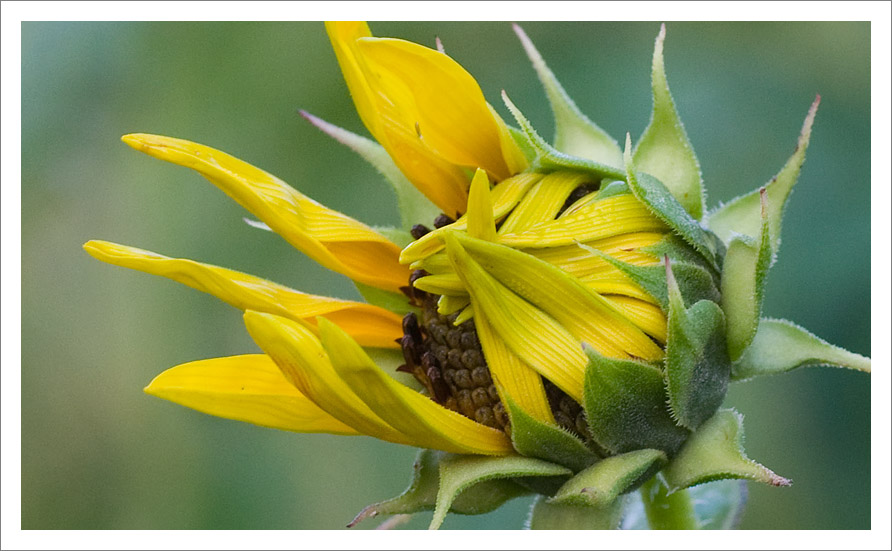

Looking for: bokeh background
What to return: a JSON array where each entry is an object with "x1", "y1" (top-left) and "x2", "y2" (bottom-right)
[{"x1": 21, "y1": 21, "x2": 870, "y2": 530}]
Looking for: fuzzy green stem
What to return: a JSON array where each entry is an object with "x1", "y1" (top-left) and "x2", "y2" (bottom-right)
[{"x1": 640, "y1": 476, "x2": 698, "y2": 529}]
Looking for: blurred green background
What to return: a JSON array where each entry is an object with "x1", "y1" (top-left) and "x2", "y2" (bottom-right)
[{"x1": 21, "y1": 21, "x2": 870, "y2": 530}]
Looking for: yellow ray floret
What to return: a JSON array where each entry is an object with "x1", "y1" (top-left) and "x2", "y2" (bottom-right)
[
  {"x1": 445, "y1": 232, "x2": 588, "y2": 402},
  {"x1": 121, "y1": 133, "x2": 408, "y2": 293},
  {"x1": 243, "y1": 311, "x2": 414, "y2": 446},
  {"x1": 400, "y1": 172, "x2": 544, "y2": 264},
  {"x1": 473, "y1": 309, "x2": 556, "y2": 425},
  {"x1": 325, "y1": 22, "x2": 470, "y2": 216},
  {"x1": 466, "y1": 169, "x2": 497, "y2": 241},
  {"x1": 497, "y1": 172, "x2": 591, "y2": 234},
  {"x1": 499, "y1": 193, "x2": 667, "y2": 248},
  {"x1": 84, "y1": 240, "x2": 402, "y2": 349},
  {"x1": 144, "y1": 354, "x2": 359, "y2": 435},
  {"x1": 318, "y1": 318, "x2": 514, "y2": 456},
  {"x1": 355, "y1": 37, "x2": 527, "y2": 180},
  {"x1": 454, "y1": 233, "x2": 664, "y2": 362}
]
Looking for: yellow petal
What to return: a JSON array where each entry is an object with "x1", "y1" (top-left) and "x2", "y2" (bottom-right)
[
  {"x1": 357, "y1": 37, "x2": 522, "y2": 181},
  {"x1": 499, "y1": 193, "x2": 666, "y2": 248},
  {"x1": 242, "y1": 311, "x2": 414, "y2": 446},
  {"x1": 400, "y1": 172, "x2": 544, "y2": 264},
  {"x1": 84, "y1": 240, "x2": 403, "y2": 349},
  {"x1": 602, "y1": 295, "x2": 668, "y2": 344},
  {"x1": 437, "y1": 294, "x2": 470, "y2": 316},
  {"x1": 527, "y1": 232, "x2": 663, "y2": 280},
  {"x1": 445, "y1": 232, "x2": 587, "y2": 402},
  {"x1": 466, "y1": 169, "x2": 497, "y2": 241},
  {"x1": 474, "y1": 309, "x2": 555, "y2": 424},
  {"x1": 326, "y1": 22, "x2": 470, "y2": 216},
  {"x1": 497, "y1": 172, "x2": 590, "y2": 235},
  {"x1": 144, "y1": 354, "x2": 358, "y2": 435},
  {"x1": 317, "y1": 317, "x2": 513, "y2": 455},
  {"x1": 121, "y1": 133, "x2": 409, "y2": 293},
  {"x1": 455, "y1": 233, "x2": 664, "y2": 362},
  {"x1": 412, "y1": 273, "x2": 465, "y2": 295}
]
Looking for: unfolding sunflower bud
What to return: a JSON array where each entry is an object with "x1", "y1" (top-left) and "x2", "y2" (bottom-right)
[{"x1": 87, "y1": 21, "x2": 870, "y2": 531}]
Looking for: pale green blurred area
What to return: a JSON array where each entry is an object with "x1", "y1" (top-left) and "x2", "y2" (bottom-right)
[{"x1": 22, "y1": 22, "x2": 869, "y2": 530}]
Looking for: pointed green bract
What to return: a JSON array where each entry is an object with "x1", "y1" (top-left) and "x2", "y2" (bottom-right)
[
  {"x1": 504, "y1": 395, "x2": 599, "y2": 474},
  {"x1": 301, "y1": 111, "x2": 441, "y2": 232},
  {"x1": 721, "y1": 194, "x2": 772, "y2": 361},
  {"x1": 578, "y1": 242, "x2": 720, "y2": 310},
  {"x1": 512, "y1": 24, "x2": 623, "y2": 167},
  {"x1": 349, "y1": 450, "x2": 528, "y2": 528},
  {"x1": 706, "y1": 96, "x2": 820, "y2": 251},
  {"x1": 625, "y1": 136, "x2": 718, "y2": 270},
  {"x1": 663, "y1": 409, "x2": 790, "y2": 491},
  {"x1": 582, "y1": 348, "x2": 689, "y2": 456},
  {"x1": 632, "y1": 25, "x2": 704, "y2": 220},
  {"x1": 641, "y1": 233, "x2": 721, "y2": 282},
  {"x1": 502, "y1": 91, "x2": 626, "y2": 180},
  {"x1": 550, "y1": 449, "x2": 667, "y2": 508},
  {"x1": 430, "y1": 455, "x2": 571, "y2": 529},
  {"x1": 733, "y1": 318, "x2": 870, "y2": 381},
  {"x1": 665, "y1": 263, "x2": 731, "y2": 430}
]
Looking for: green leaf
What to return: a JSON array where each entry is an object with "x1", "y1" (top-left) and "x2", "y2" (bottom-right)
[
  {"x1": 624, "y1": 137, "x2": 718, "y2": 270},
  {"x1": 504, "y1": 395, "x2": 600, "y2": 474},
  {"x1": 501, "y1": 91, "x2": 626, "y2": 181},
  {"x1": 578, "y1": 242, "x2": 720, "y2": 310},
  {"x1": 706, "y1": 96, "x2": 820, "y2": 252},
  {"x1": 301, "y1": 111, "x2": 442, "y2": 232},
  {"x1": 621, "y1": 479, "x2": 748, "y2": 529},
  {"x1": 720, "y1": 194, "x2": 772, "y2": 361},
  {"x1": 732, "y1": 318, "x2": 870, "y2": 381},
  {"x1": 632, "y1": 24, "x2": 704, "y2": 220},
  {"x1": 582, "y1": 348, "x2": 689, "y2": 456},
  {"x1": 549, "y1": 449, "x2": 667, "y2": 508},
  {"x1": 665, "y1": 263, "x2": 731, "y2": 430},
  {"x1": 430, "y1": 455, "x2": 571, "y2": 529},
  {"x1": 527, "y1": 495, "x2": 625, "y2": 530},
  {"x1": 348, "y1": 450, "x2": 529, "y2": 528},
  {"x1": 512, "y1": 24, "x2": 623, "y2": 168},
  {"x1": 663, "y1": 409, "x2": 790, "y2": 491}
]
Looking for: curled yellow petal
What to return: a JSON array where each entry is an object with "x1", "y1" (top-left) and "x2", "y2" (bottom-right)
[
  {"x1": 326, "y1": 22, "x2": 470, "y2": 216},
  {"x1": 318, "y1": 317, "x2": 513, "y2": 455},
  {"x1": 499, "y1": 193, "x2": 666, "y2": 249},
  {"x1": 357, "y1": 37, "x2": 524, "y2": 181},
  {"x1": 243, "y1": 311, "x2": 414, "y2": 446},
  {"x1": 497, "y1": 172, "x2": 590, "y2": 235},
  {"x1": 445, "y1": 232, "x2": 587, "y2": 402},
  {"x1": 144, "y1": 354, "x2": 358, "y2": 435},
  {"x1": 466, "y1": 169, "x2": 497, "y2": 241},
  {"x1": 602, "y1": 295, "x2": 668, "y2": 344},
  {"x1": 84, "y1": 240, "x2": 402, "y2": 349},
  {"x1": 474, "y1": 309, "x2": 555, "y2": 425},
  {"x1": 400, "y1": 172, "x2": 544, "y2": 264},
  {"x1": 121, "y1": 133, "x2": 409, "y2": 292}
]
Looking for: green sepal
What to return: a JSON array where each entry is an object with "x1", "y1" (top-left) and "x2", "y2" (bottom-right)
[
  {"x1": 624, "y1": 136, "x2": 719, "y2": 271},
  {"x1": 504, "y1": 395, "x2": 600, "y2": 474},
  {"x1": 621, "y1": 479, "x2": 748, "y2": 529},
  {"x1": 353, "y1": 227, "x2": 418, "y2": 316},
  {"x1": 527, "y1": 495, "x2": 625, "y2": 530},
  {"x1": 501, "y1": 91, "x2": 626, "y2": 181},
  {"x1": 720, "y1": 194, "x2": 772, "y2": 361},
  {"x1": 578, "y1": 242, "x2": 720, "y2": 310},
  {"x1": 595, "y1": 179, "x2": 630, "y2": 200},
  {"x1": 301, "y1": 111, "x2": 441, "y2": 232},
  {"x1": 732, "y1": 318, "x2": 870, "y2": 381},
  {"x1": 582, "y1": 347, "x2": 690, "y2": 456},
  {"x1": 549, "y1": 449, "x2": 667, "y2": 508},
  {"x1": 632, "y1": 24, "x2": 704, "y2": 220},
  {"x1": 512, "y1": 24, "x2": 623, "y2": 168},
  {"x1": 508, "y1": 126, "x2": 538, "y2": 165},
  {"x1": 641, "y1": 233, "x2": 722, "y2": 283},
  {"x1": 665, "y1": 263, "x2": 731, "y2": 430},
  {"x1": 706, "y1": 96, "x2": 820, "y2": 252},
  {"x1": 430, "y1": 454, "x2": 572, "y2": 529},
  {"x1": 663, "y1": 409, "x2": 790, "y2": 491},
  {"x1": 348, "y1": 449, "x2": 530, "y2": 528}
]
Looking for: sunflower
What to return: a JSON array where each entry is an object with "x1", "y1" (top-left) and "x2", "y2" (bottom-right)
[{"x1": 85, "y1": 21, "x2": 869, "y2": 530}]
